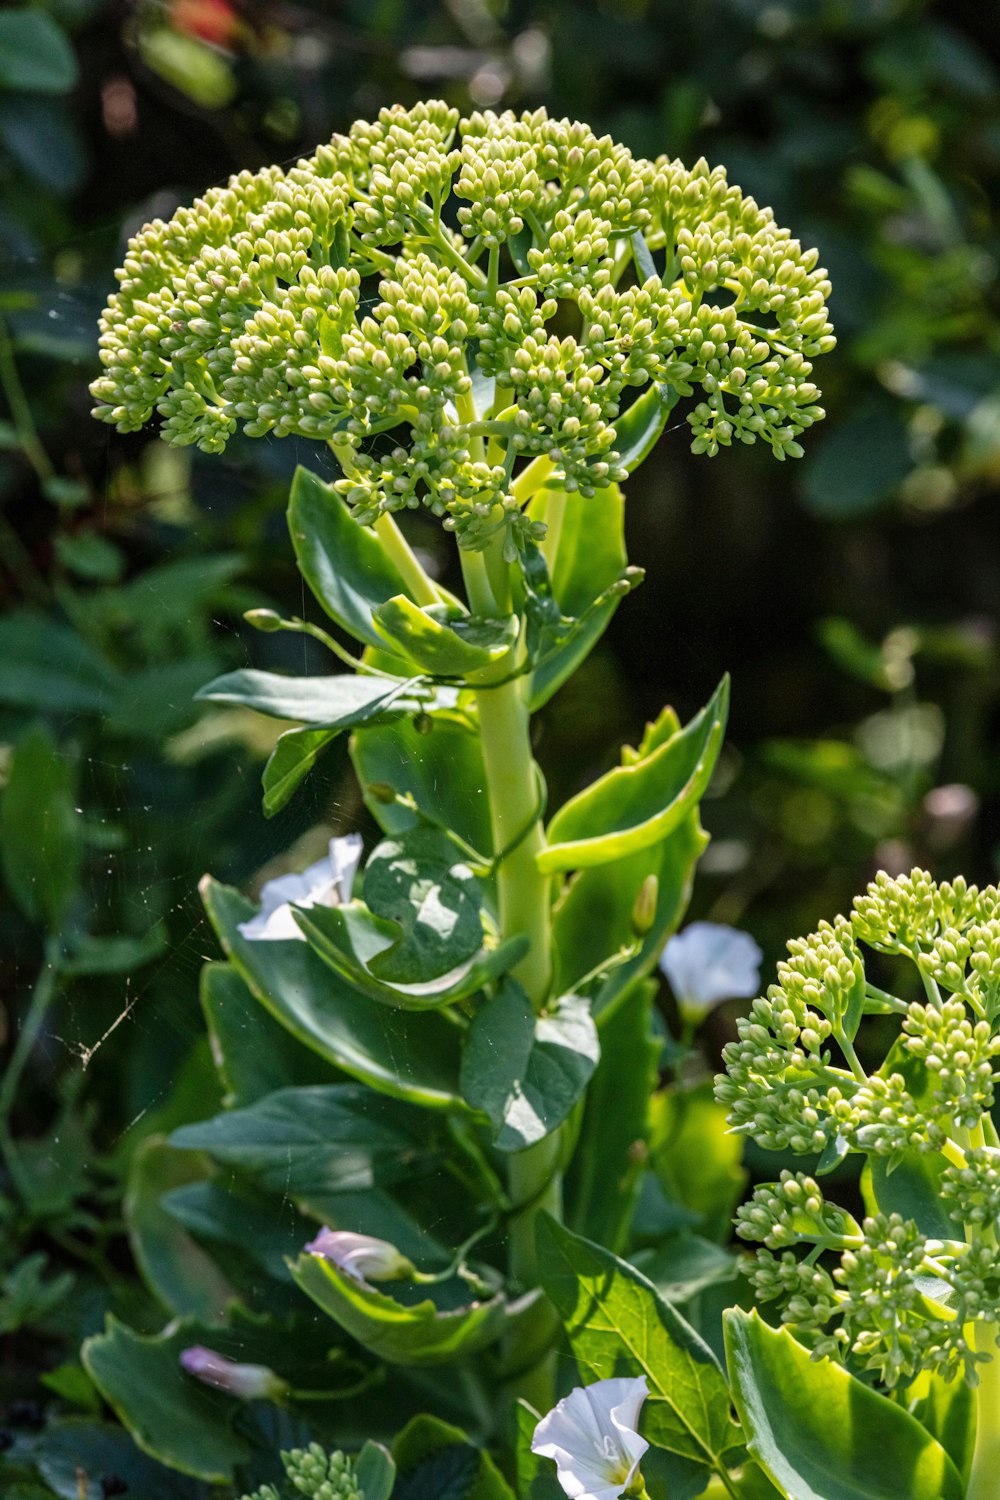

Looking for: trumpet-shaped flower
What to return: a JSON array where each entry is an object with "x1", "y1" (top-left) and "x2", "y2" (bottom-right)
[
  {"x1": 660, "y1": 920, "x2": 762, "y2": 1017},
  {"x1": 532, "y1": 1376, "x2": 649, "y2": 1500},
  {"x1": 304, "y1": 1228, "x2": 415, "y2": 1283},
  {"x1": 179, "y1": 1346, "x2": 287, "y2": 1401},
  {"x1": 238, "y1": 834, "x2": 362, "y2": 941}
]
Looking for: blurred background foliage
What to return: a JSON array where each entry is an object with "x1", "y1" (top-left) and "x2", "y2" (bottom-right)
[{"x1": 0, "y1": 0, "x2": 998, "y2": 1470}]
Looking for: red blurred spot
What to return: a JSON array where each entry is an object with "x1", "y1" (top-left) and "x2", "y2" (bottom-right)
[{"x1": 170, "y1": 0, "x2": 239, "y2": 48}]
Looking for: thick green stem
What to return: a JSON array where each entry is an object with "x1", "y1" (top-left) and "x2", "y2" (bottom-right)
[
  {"x1": 475, "y1": 673, "x2": 552, "y2": 1005},
  {"x1": 968, "y1": 1324, "x2": 1000, "y2": 1500}
]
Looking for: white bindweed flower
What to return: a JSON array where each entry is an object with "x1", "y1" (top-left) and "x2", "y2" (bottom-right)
[
  {"x1": 304, "y1": 1228, "x2": 416, "y2": 1283},
  {"x1": 532, "y1": 1376, "x2": 649, "y2": 1500},
  {"x1": 179, "y1": 1346, "x2": 287, "y2": 1400},
  {"x1": 238, "y1": 834, "x2": 363, "y2": 941},
  {"x1": 660, "y1": 920, "x2": 762, "y2": 1019}
]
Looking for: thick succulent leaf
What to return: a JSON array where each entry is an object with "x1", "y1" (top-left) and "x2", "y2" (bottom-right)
[
  {"x1": 199, "y1": 962, "x2": 332, "y2": 1107},
  {"x1": 614, "y1": 382, "x2": 681, "y2": 472},
  {"x1": 196, "y1": 667, "x2": 421, "y2": 725},
  {"x1": 201, "y1": 877, "x2": 466, "y2": 1110},
  {"x1": 539, "y1": 677, "x2": 729, "y2": 872},
  {"x1": 525, "y1": 483, "x2": 628, "y2": 709},
  {"x1": 171, "y1": 1084, "x2": 437, "y2": 1198},
  {"x1": 261, "y1": 725, "x2": 341, "y2": 817},
  {"x1": 372, "y1": 596, "x2": 518, "y2": 678},
  {"x1": 289, "y1": 1252, "x2": 506, "y2": 1367},
  {"x1": 866, "y1": 1152, "x2": 963, "y2": 1241},
  {"x1": 911, "y1": 1373, "x2": 975, "y2": 1487},
  {"x1": 296, "y1": 900, "x2": 525, "y2": 1010},
  {"x1": 356, "y1": 1441, "x2": 397, "y2": 1500},
  {"x1": 552, "y1": 810, "x2": 708, "y2": 1015},
  {"x1": 460, "y1": 981, "x2": 600, "y2": 1151},
  {"x1": 363, "y1": 829, "x2": 485, "y2": 984},
  {"x1": 82, "y1": 1312, "x2": 352, "y2": 1482},
  {"x1": 393, "y1": 1415, "x2": 513, "y2": 1500},
  {"x1": 352, "y1": 713, "x2": 492, "y2": 861},
  {"x1": 724, "y1": 1310, "x2": 964, "y2": 1500},
  {"x1": 537, "y1": 1216, "x2": 740, "y2": 1471},
  {"x1": 125, "y1": 1137, "x2": 235, "y2": 1320},
  {"x1": 289, "y1": 466, "x2": 426, "y2": 647},
  {"x1": 564, "y1": 980, "x2": 659, "y2": 1251}
]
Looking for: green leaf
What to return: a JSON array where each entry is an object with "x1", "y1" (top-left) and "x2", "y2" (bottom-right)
[
  {"x1": 525, "y1": 483, "x2": 629, "y2": 709},
  {"x1": 724, "y1": 1310, "x2": 964, "y2": 1500},
  {"x1": 197, "y1": 667, "x2": 422, "y2": 725},
  {"x1": 363, "y1": 829, "x2": 486, "y2": 984},
  {"x1": 0, "y1": 9, "x2": 77, "y2": 93},
  {"x1": 537, "y1": 1216, "x2": 740, "y2": 1472},
  {"x1": 911, "y1": 1374, "x2": 975, "y2": 1488},
  {"x1": 199, "y1": 962, "x2": 332, "y2": 1107},
  {"x1": 289, "y1": 466, "x2": 430, "y2": 647},
  {"x1": 552, "y1": 810, "x2": 708, "y2": 1015},
  {"x1": 82, "y1": 1311, "x2": 350, "y2": 1483},
  {"x1": 170, "y1": 1084, "x2": 436, "y2": 1199},
  {"x1": 62, "y1": 926, "x2": 168, "y2": 977},
  {"x1": 39, "y1": 1363, "x2": 101, "y2": 1414},
  {"x1": 633, "y1": 1233, "x2": 741, "y2": 1304},
  {"x1": 38, "y1": 1419, "x2": 201, "y2": 1500},
  {"x1": 82, "y1": 1317, "x2": 255, "y2": 1482},
  {"x1": 262, "y1": 724, "x2": 340, "y2": 816},
  {"x1": 356, "y1": 1440, "x2": 397, "y2": 1500},
  {"x1": 540, "y1": 677, "x2": 728, "y2": 872},
  {"x1": 351, "y1": 714, "x2": 493, "y2": 861},
  {"x1": 866, "y1": 1152, "x2": 963, "y2": 1241},
  {"x1": 0, "y1": 611, "x2": 118, "y2": 713},
  {"x1": 201, "y1": 878, "x2": 466, "y2": 1111},
  {"x1": 125, "y1": 1137, "x2": 235, "y2": 1320},
  {"x1": 649, "y1": 1081, "x2": 747, "y2": 1243},
  {"x1": 372, "y1": 596, "x2": 518, "y2": 678},
  {"x1": 393, "y1": 1416, "x2": 513, "y2": 1500},
  {"x1": 460, "y1": 981, "x2": 600, "y2": 1151},
  {"x1": 614, "y1": 383, "x2": 681, "y2": 473},
  {"x1": 1, "y1": 722, "x2": 82, "y2": 927},
  {"x1": 564, "y1": 981, "x2": 660, "y2": 1251},
  {"x1": 289, "y1": 1252, "x2": 506, "y2": 1367},
  {"x1": 296, "y1": 899, "x2": 525, "y2": 1010},
  {"x1": 515, "y1": 1401, "x2": 566, "y2": 1500}
]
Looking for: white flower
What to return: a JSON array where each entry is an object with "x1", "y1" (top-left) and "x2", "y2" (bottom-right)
[
  {"x1": 304, "y1": 1228, "x2": 415, "y2": 1283},
  {"x1": 531, "y1": 1377, "x2": 649, "y2": 1500},
  {"x1": 179, "y1": 1346, "x2": 286, "y2": 1400},
  {"x1": 237, "y1": 834, "x2": 363, "y2": 941},
  {"x1": 660, "y1": 920, "x2": 762, "y2": 1017}
]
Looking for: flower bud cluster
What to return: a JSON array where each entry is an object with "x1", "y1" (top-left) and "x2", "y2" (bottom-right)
[
  {"x1": 721, "y1": 868, "x2": 1000, "y2": 1393},
  {"x1": 240, "y1": 1444, "x2": 362, "y2": 1500},
  {"x1": 93, "y1": 102, "x2": 833, "y2": 549}
]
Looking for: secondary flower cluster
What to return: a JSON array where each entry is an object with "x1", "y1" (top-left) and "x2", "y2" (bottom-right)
[
  {"x1": 91, "y1": 101, "x2": 833, "y2": 552},
  {"x1": 237, "y1": 1445, "x2": 362, "y2": 1500},
  {"x1": 718, "y1": 868, "x2": 1000, "y2": 1387}
]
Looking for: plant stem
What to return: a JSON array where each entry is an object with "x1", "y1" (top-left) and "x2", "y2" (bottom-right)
[
  {"x1": 0, "y1": 314, "x2": 55, "y2": 485},
  {"x1": 373, "y1": 513, "x2": 439, "y2": 607},
  {"x1": 968, "y1": 1324, "x2": 1000, "y2": 1500},
  {"x1": 474, "y1": 672, "x2": 551, "y2": 1005}
]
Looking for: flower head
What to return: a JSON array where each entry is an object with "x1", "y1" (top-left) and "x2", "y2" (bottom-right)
[
  {"x1": 532, "y1": 1377, "x2": 649, "y2": 1500},
  {"x1": 238, "y1": 834, "x2": 362, "y2": 941},
  {"x1": 179, "y1": 1346, "x2": 287, "y2": 1400},
  {"x1": 660, "y1": 920, "x2": 762, "y2": 1017},
  {"x1": 92, "y1": 103, "x2": 833, "y2": 555},
  {"x1": 304, "y1": 1228, "x2": 415, "y2": 1283}
]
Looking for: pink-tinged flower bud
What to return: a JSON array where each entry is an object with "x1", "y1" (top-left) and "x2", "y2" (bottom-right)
[
  {"x1": 179, "y1": 1346, "x2": 287, "y2": 1401},
  {"x1": 304, "y1": 1228, "x2": 415, "y2": 1283}
]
